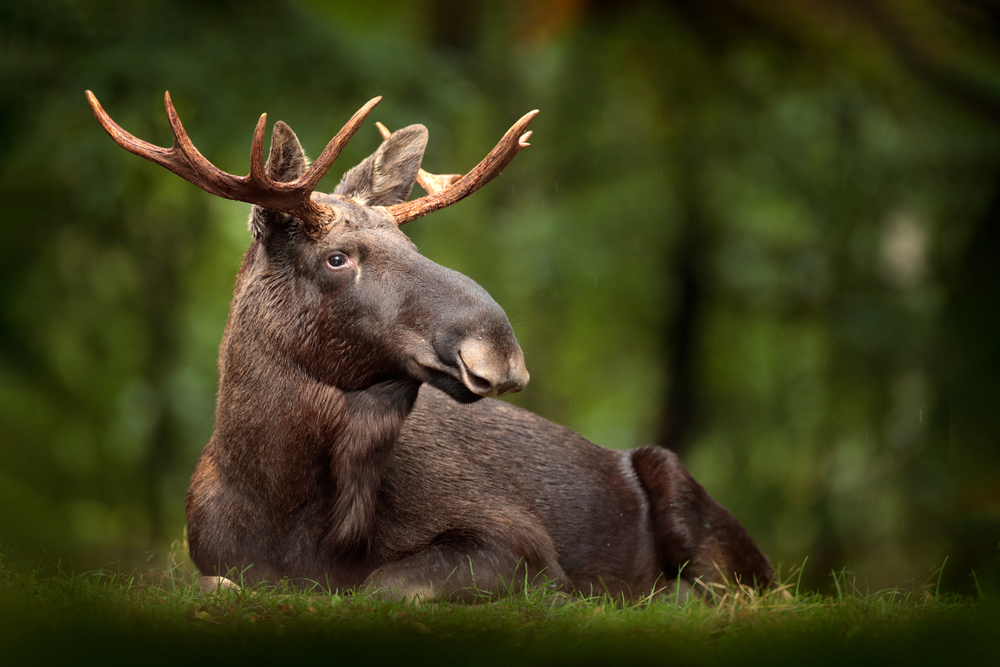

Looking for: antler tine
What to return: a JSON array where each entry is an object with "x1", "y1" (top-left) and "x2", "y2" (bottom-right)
[
  {"x1": 86, "y1": 90, "x2": 177, "y2": 170},
  {"x1": 85, "y1": 90, "x2": 382, "y2": 236},
  {"x1": 274, "y1": 95, "x2": 381, "y2": 235},
  {"x1": 384, "y1": 109, "x2": 539, "y2": 226},
  {"x1": 375, "y1": 122, "x2": 461, "y2": 196},
  {"x1": 248, "y1": 110, "x2": 269, "y2": 185},
  {"x1": 160, "y1": 91, "x2": 248, "y2": 200},
  {"x1": 298, "y1": 97, "x2": 382, "y2": 194},
  {"x1": 87, "y1": 89, "x2": 286, "y2": 205}
]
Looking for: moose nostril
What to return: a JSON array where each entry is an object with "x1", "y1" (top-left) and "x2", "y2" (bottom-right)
[
  {"x1": 461, "y1": 363, "x2": 495, "y2": 395},
  {"x1": 457, "y1": 340, "x2": 504, "y2": 397}
]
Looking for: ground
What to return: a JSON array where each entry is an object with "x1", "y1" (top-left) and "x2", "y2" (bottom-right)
[{"x1": 2, "y1": 550, "x2": 997, "y2": 666}]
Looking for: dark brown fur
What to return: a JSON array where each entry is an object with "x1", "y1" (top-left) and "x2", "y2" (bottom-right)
[{"x1": 181, "y1": 113, "x2": 774, "y2": 601}]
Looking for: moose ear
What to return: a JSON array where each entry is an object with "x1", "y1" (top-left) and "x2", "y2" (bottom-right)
[
  {"x1": 266, "y1": 121, "x2": 308, "y2": 183},
  {"x1": 334, "y1": 124, "x2": 428, "y2": 207},
  {"x1": 250, "y1": 121, "x2": 308, "y2": 238}
]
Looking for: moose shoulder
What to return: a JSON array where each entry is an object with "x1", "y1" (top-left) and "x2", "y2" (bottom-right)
[{"x1": 87, "y1": 91, "x2": 774, "y2": 602}]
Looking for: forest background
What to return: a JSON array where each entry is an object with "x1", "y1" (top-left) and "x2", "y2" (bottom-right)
[{"x1": 2, "y1": 0, "x2": 999, "y2": 594}]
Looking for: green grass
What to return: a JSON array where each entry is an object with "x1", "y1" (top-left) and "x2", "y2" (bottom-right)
[{"x1": 1, "y1": 549, "x2": 996, "y2": 667}]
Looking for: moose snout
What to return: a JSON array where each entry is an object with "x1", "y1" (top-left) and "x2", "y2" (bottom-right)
[{"x1": 457, "y1": 338, "x2": 529, "y2": 397}]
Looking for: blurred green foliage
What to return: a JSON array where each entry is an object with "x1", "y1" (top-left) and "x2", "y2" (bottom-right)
[{"x1": 2, "y1": 0, "x2": 999, "y2": 593}]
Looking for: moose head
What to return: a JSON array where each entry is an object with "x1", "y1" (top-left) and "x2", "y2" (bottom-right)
[{"x1": 85, "y1": 92, "x2": 534, "y2": 404}]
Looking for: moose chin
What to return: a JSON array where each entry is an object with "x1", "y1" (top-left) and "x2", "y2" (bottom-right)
[{"x1": 87, "y1": 90, "x2": 774, "y2": 603}]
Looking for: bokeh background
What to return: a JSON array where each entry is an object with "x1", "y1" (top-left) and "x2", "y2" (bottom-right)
[{"x1": 2, "y1": 0, "x2": 999, "y2": 594}]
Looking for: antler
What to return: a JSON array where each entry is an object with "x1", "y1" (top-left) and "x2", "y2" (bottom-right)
[
  {"x1": 85, "y1": 90, "x2": 381, "y2": 236},
  {"x1": 378, "y1": 111, "x2": 538, "y2": 226}
]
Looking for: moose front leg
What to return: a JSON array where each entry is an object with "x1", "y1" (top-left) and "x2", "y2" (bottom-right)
[
  {"x1": 630, "y1": 447, "x2": 774, "y2": 591},
  {"x1": 365, "y1": 538, "x2": 567, "y2": 603}
]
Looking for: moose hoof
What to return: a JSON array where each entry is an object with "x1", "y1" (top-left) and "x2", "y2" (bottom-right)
[
  {"x1": 196, "y1": 576, "x2": 240, "y2": 592},
  {"x1": 375, "y1": 583, "x2": 438, "y2": 606}
]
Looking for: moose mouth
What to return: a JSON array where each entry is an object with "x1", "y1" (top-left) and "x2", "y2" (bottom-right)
[
  {"x1": 414, "y1": 363, "x2": 484, "y2": 404},
  {"x1": 411, "y1": 350, "x2": 526, "y2": 404}
]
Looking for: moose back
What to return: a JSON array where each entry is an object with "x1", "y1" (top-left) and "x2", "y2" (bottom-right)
[{"x1": 87, "y1": 91, "x2": 774, "y2": 601}]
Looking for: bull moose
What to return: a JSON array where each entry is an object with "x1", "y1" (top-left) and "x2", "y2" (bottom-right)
[{"x1": 86, "y1": 91, "x2": 774, "y2": 602}]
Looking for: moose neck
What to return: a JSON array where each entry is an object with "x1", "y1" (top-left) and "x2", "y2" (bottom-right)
[{"x1": 214, "y1": 240, "x2": 420, "y2": 553}]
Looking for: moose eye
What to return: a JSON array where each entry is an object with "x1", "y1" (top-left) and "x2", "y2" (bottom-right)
[{"x1": 326, "y1": 252, "x2": 349, "y2": 270}]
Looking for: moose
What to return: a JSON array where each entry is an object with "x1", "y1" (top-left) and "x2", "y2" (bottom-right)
[{"x1": 86, "y1": 90, "x2": 774, "y2": 602}]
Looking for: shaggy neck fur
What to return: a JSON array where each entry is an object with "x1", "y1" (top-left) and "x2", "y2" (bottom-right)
[{"x1": 215, "y1": 242, "x2": 419, "y2": 558}]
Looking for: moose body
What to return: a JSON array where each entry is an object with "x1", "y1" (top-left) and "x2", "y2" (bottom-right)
[
  {"x1": 88, "y1": 91, "x2": 774, "y2": 601},
  {"x1": 191, "y1": 383, "x2": 672, "y2": 598}
]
